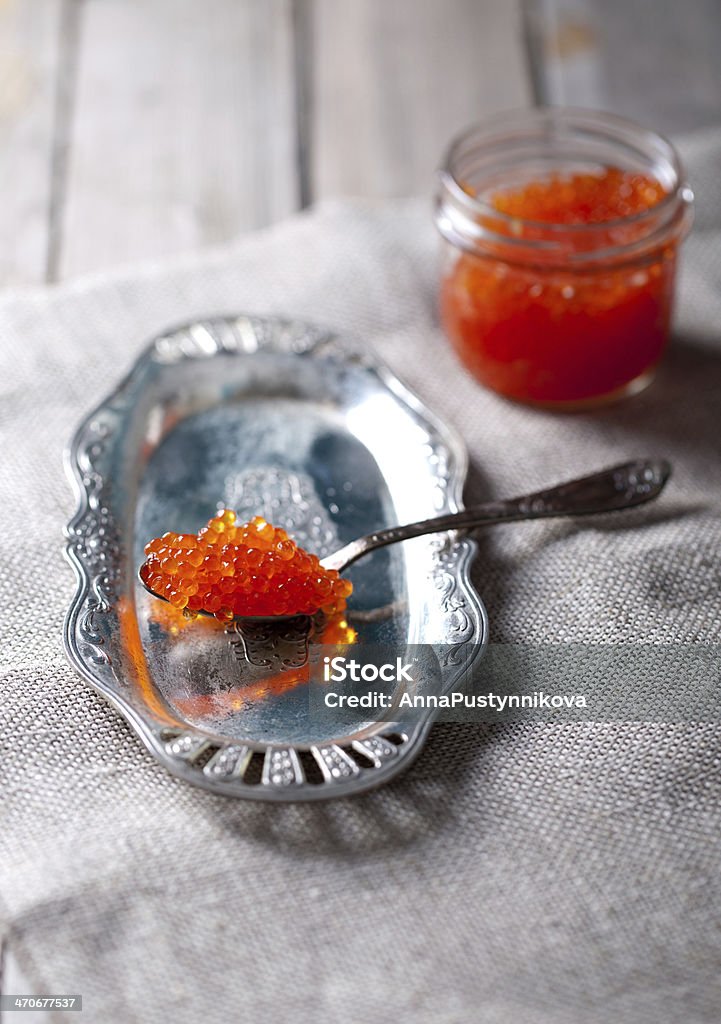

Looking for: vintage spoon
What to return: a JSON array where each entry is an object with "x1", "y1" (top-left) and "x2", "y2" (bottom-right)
[{"x1": 139, "y1": 458, "x2": 670, "y2": 616}]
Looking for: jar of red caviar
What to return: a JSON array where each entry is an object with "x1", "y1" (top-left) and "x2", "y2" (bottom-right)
[{"x1": 435, "y1": 109, "x2": 693, "y2": 408}]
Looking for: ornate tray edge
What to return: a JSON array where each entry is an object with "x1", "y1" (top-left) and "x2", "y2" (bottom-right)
[{"x1": 63, "y1": 314, "x2": 488, "y2": 801}]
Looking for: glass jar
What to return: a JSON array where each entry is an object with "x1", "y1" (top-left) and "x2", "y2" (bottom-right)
[{"x1": 435, "y1": 108, "x2": 694, "y2": 408}]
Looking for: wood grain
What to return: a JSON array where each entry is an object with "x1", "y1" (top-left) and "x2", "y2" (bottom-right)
[
  {"x1": 0, "y1": 0, "x2": 62, "y2": 285},
  {"x1": 3, "y1": 0, "x2": 718, "y2": 285},
  {"x1": 58, "y1": 0, "x2": 299, "y2": 279},
  {"x1": 310, "y1": 0, "x2": 531, "y2": 201},
  {"x1": 525, "y1": 0, "x2": 721, "y2": 135}
]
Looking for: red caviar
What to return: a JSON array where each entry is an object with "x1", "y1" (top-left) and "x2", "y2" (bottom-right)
[
  {"x1": 140, "y1": 510, "x2": 352, "y2": 621},
  {"x1": 440, "y1": 168, "x2": 677, "y2": 406},
  {"x1": 489, "y1": 168, "x2": 666, "y2": 224}
]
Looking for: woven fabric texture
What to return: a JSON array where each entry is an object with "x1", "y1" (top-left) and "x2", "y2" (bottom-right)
[{"x1": 1, "y1": 130, "x2": 720, "y2": 1023}]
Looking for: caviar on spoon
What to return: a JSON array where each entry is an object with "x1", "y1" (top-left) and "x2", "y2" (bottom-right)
[
  {"x1": 139, "y1": 511, "x2": 352, "y2": 623},
  {"x1": 139, "y1": 459, "x2": 671, "y2": 622}
]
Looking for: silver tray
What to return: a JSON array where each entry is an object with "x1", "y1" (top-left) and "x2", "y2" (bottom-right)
[{"x1": 64, "y1": 315, "x2": 486, "y2": 800}]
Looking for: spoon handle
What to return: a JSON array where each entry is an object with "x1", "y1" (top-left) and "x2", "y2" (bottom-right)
[{"x1": 321, "y1": 458, "x2": 671, "y2": 573}]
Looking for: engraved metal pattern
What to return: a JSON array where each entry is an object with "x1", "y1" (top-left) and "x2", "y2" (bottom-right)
[
  {"x1": 263, "y1": 747, "x2": 303, "y2": 787},
  {"x1": 431, "y1": 538, "x2": 476, "y2": 670},
  {"x1": 164, "y1": 732, "x2": 211, "y2": 762},
  {"x1": 227, "y1": 616, "x2": 312, "y2": 670},
  {"x1": 313, "y1": 744, "x2": 361, "y2": 782},
  {"x1": 223, "y1": 468, "x2": 337, "y2": 557},
  {"x1": 65, "y1": 416, "x2": 122, "y2": 667},
  {"x1": 203, "y1": 745, "x2": 251, "y2": 779},
  {"x1": 63, "y1": 315, "x2": 487, "y2": 801},
  {"x1": 351, "y1": 736, "x2": 398, "y2": 767}
]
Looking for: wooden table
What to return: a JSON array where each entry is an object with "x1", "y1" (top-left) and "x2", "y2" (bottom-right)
[{"x1": 2, "y1": 0, "x2": 719, "y2": 288}]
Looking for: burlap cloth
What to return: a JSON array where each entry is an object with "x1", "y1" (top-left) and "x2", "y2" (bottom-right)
[{"x1": 2, "y1": 130, "x2": 721, "y2": 1024}]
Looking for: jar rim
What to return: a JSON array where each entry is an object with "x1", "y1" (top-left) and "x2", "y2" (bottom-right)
[{"x1": 436, "y1": 107, "x2": 693, "y2": 262}]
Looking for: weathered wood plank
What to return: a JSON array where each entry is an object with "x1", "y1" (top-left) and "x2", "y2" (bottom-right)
[
  {"x1": 0, "y1": 0, "x2": 62, "y2": 285},
  {"x1": 524, "y1": 0, "x2": 721, "y2": 135},
  {"x1": 310, "y1": 0, "x2": 531, "y2": 200},
  {"x1": 59, "y1": 0, "x2": 298, "y2": 279}
]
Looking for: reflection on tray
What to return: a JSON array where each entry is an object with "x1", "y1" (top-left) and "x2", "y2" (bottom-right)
[{"x1": 146, "y1": 599, "x2": 357, "y2": 713}]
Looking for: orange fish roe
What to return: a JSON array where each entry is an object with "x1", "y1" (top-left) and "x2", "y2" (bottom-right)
[
  {"x1": 441, "y1": 167, "x2": 677, "y2": 406},
  {"x1": 140, "y1": 511, "x2": 352, "y2": 621},
  {"x1": 488, "y1": 167, "x2": 667, "y2": 225},
  {"x1": 148, "y1": 595, "x2": 357, "y2": 646}
]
